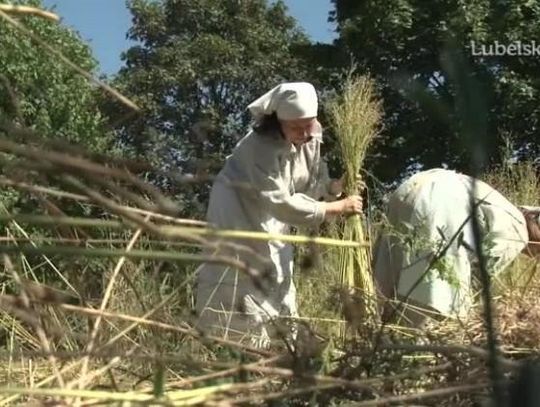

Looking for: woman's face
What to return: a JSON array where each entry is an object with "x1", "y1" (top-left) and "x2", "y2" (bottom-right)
[{"x1": 279, "y1": 117, "x2": 319, "y2": 146}]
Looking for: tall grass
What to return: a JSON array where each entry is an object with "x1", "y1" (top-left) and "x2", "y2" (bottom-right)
[
  {"x1": 483, "y1": 138, "x2": 540, "y2": 207},
  {"x1": 483, "y1": 142, "x2": 540, "y2": 293},
  {"x1": 2, "y1": 7, "x2": 539, "y2": 402},
  {"x1": 326, "y1": 74, "x2": 382, "y2": 334}
]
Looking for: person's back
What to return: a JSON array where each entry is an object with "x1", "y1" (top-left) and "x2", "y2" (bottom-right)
[{"x1": 373, "y1": 168, "x2": 528, "y2": 325}]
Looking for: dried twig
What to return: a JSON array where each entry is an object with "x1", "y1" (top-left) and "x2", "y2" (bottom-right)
[
  {"x1": 55, "y1": 302, "x2": 274, "y2": 357},
  {"x1": 375, "y1": 343, "x2": 521, "y2": 371},
  {"x1": 78, "y1": 216, "x2": 148, "y2": 392},
  {"x1": 0, "y1": 4, "x2": 59, "y2": 22},
  {"x1": 2, "y1": 256, "x2": 65, "y2": 388},
  {"x1": 0, "y1": 176, "x2": 207, "y2": 226},
  {"x1": 352, "y1": 382, "x2": 489, "y2": 406}
]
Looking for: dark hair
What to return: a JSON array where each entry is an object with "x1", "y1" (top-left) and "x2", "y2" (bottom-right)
[
  {"x1": 253, "y1": 113, "x2": 284, "y2": 138},
  {"x1": 521, "y1": 208, "x2": 540, "y2": 242}
]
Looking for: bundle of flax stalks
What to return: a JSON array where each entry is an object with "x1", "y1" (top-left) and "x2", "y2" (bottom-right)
[{"x1": 327, "y1": 74, "x2": 382, "y2": 335}]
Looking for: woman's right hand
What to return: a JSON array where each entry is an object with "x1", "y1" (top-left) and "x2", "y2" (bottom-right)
[
  {"x1": 341, "y1": 195, "x2": 363, "y2": 215},
  {"x1": 323, "y1": 195, "x2": 363, "y2": 218}
]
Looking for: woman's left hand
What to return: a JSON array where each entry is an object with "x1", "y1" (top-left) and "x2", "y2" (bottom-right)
[{"x1": 329, "y1": 174, "x2": 365, "y2": 196}]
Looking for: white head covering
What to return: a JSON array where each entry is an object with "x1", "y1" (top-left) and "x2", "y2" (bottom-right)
[{"x1": 247, "y1": 82, "x2": 318, "y2": 121}]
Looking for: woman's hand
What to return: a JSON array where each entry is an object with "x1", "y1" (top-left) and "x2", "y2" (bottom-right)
[
  {"x1": 329, "y1": 174, "x2": 366, "y2": 196},
  {"x1": 324, "y1": 195, "x2": 363, "y2": 217},
  {"x1": 340, "y1": 195, "x2": 363, "y2": 215}
]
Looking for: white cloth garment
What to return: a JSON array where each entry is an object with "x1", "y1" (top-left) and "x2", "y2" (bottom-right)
[
  {"x1": 195, "y1": 83, "x2": 333, "y2": 347},
  {"x1": 247, "y1": 82, "x2": 318, "y2": 120},
  {"x1": 373, "y1": 169, "x2": 528, "y2": 323}
]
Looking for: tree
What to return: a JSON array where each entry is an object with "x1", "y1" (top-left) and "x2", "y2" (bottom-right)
[
  {"x1": 105, "y1": 0, "x2": 315, "y2": 216},
  {"x1": 0, "y1": 0, "x2": 116, "y2": 211},
  {"x1": 0, "y1": 0, "x2": 121, "y2": 298},
  {"x1": 330, "y1": 0, "x2": 540, "y2": 183},
  {"x1": 0, "y1": 0, "x2": 111, "y2": 151}
]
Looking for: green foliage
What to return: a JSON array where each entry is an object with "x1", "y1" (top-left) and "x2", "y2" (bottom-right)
[
  {"x1": 0, "y1": 0, "x2": 116, "y2": 209},
  {"x1": 483, "y1": 139, "x2": 540, "y2": 207},
  {"x1": 104, "y1": 0, "x2": 314, "y2": 216},
  {"x1": 0, "y1": 0, "x2": 119, "y2": 292},
  {"x1": 0, "y1": 0, "x2": 111, "y2": 150},
  {"x1": 331, "y1": 0, "x2": 540, "y2": 183}
]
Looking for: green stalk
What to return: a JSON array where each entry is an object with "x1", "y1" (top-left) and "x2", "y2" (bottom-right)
[{"x1": 0, "y1": 214, "x2": 366, "y2": 248}]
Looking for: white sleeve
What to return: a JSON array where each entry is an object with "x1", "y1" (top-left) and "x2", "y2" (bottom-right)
[{"x1": 251, "y1": 160, "x2": 326, "y2": 227}]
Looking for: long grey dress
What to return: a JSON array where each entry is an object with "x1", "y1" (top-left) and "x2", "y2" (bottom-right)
[{"x1": 195, "y1": 128, "x2": 334, "y2": 347}]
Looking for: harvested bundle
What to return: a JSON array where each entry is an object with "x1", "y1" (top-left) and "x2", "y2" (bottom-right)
[{"x1": 327, "y1": 74, "x2": 382, "y2": 334}]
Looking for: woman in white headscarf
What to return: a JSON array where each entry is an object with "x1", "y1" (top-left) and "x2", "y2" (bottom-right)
[{"x1": 195, "y1": 82, "x2": 363, "y2": 347}]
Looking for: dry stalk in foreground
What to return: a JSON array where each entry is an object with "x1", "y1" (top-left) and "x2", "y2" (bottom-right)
[{"x1": 0, "y1": 4, "x2": 59, "y2": 22}]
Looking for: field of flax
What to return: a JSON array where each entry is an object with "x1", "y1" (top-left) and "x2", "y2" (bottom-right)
[{"x1": 0, "y1": 5, "x2": 539, "y2": 406}]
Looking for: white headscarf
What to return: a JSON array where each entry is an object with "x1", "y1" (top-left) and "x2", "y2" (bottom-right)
[{"x1": 247, "y1": 82, "x2": 318, "y2": 121}]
